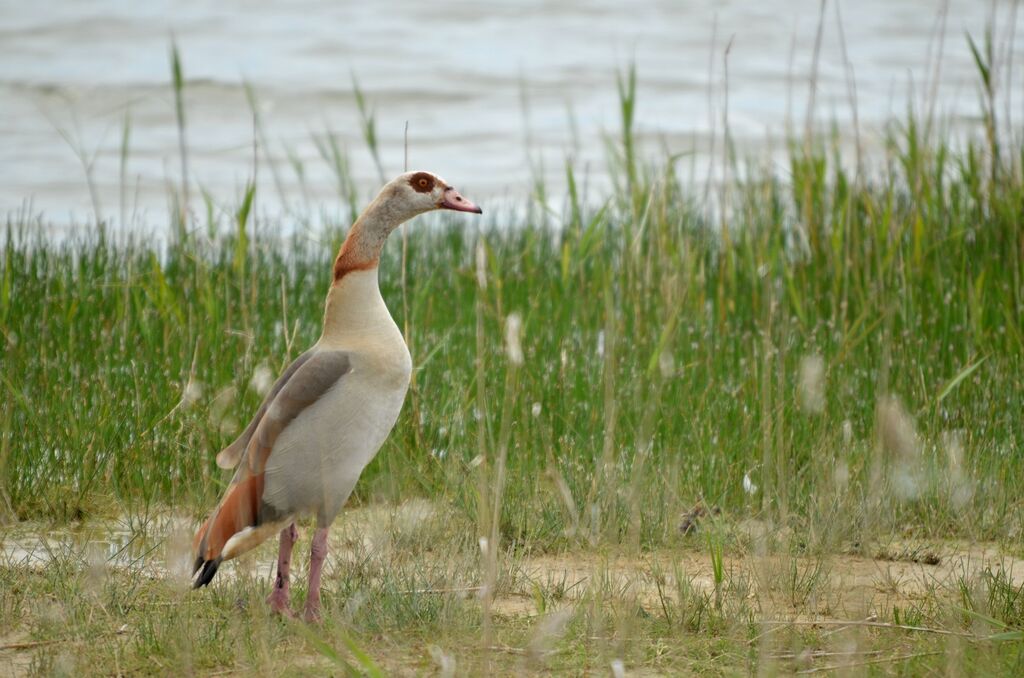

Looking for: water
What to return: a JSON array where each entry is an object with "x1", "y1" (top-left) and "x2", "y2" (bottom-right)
[{"x1": 1, "y1": 0, "x2": 1021, "y2": 228}]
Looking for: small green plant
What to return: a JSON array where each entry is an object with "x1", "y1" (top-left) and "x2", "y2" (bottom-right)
[{"x1": 707, "y1": 529, "x2": 725, "y2": 611}]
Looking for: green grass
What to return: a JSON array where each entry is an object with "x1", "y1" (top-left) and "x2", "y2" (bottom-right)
[
  {"x1": 3, "y1": 105, "x2": 1022, "y2": 543},
  {"x1": 2, "y1": 44, "x2": 1024, "y2": 674}
]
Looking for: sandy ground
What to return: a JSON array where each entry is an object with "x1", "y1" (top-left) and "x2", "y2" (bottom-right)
[
  {"x1": 494, "y1": 539, "x2": 1024, "y2": 620},
  {"x1": 3, "y1": 500, "x2": 1023, "y2": 675},
  {"x1": 4, "y1": 501, "x2": 1023, "y2": 621}
]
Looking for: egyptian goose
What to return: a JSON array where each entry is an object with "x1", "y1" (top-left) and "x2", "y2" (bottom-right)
[{"x1": 191, "y1": 171, "x2": 481, "y2": 621}]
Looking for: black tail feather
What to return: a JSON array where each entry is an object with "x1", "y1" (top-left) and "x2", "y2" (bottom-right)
[{"x1": 192, "y1": 557, "x2": 222, "y2": 589}]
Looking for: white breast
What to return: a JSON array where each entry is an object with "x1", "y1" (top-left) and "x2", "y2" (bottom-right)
[{"x1": 261, "y1": 269, "x2": 412, "y2": 525}]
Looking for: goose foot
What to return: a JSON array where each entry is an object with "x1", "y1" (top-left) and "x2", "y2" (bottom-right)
[{"x1": 266, "y1": 591, "x2": 296, "y2": 618}]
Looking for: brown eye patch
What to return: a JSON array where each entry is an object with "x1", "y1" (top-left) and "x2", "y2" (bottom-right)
[{"x1": 409, "y1": 172, "x2": 435, "y2": 193}]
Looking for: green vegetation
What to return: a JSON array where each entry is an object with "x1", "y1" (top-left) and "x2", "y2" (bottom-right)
[{"x1": 2, "y1": 46, "x2": 1024, "y2": 674}]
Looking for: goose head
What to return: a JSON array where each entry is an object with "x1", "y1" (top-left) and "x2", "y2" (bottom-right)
[
  {"x1": 380, "y1": 170, "x2": 482, "y2": 223},
  {"x1": 331, "y1": 170, "x2": 482, "y2": 283}
]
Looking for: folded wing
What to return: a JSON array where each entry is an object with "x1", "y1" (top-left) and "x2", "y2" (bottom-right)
[{"x1": 215, "y1": 349, "x2": 316, "y2": 469}]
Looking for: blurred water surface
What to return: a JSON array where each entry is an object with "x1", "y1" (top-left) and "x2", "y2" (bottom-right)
[{"x1": 1, "y1": 0, "x2": 1020, "y2": 227}]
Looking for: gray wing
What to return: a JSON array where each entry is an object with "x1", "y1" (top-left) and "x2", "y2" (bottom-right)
[
  {"x1": 216, "y1": 348, "x2": 316, "y2": 469},
  {"x1": 239, "y1": 349, "x2": 352, "y2": 476}
]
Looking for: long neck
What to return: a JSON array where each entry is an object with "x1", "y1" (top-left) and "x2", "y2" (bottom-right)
[
  {"x1": 331, "y1": 186, "x2": 417, "y2": 279},
  {"x1": 322, "y1": 192, "x2": 408, "y2": 340}
]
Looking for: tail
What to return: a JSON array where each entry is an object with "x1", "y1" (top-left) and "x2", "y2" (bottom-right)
[
  {"x1": 191, "y1": 473, "x2": 265, "y2": 588},
  {"x1": 192, "y1": 552, "x2": 222, "y2": 588}
]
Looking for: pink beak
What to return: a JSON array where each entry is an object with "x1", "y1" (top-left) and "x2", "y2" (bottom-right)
[{"x1": 439, "y1": 187, "x2": 483, "y2": 214}]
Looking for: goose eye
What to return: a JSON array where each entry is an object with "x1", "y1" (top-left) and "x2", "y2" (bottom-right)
[{"x1": 409, "y1": 171, "x2": 436, "y2": 193}]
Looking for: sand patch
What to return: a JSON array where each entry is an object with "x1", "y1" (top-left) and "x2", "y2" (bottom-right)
[{"x1": 497, "y1": 540, "x2": 1024, "y2": 622}]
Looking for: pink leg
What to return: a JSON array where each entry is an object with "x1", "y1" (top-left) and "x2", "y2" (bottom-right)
[
  {"x1": 266, "y1": 523, "x2": 298, "y2": 616},
  {"x1": 302, "y1": 527, "x2": 330, "y2": 623}
]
